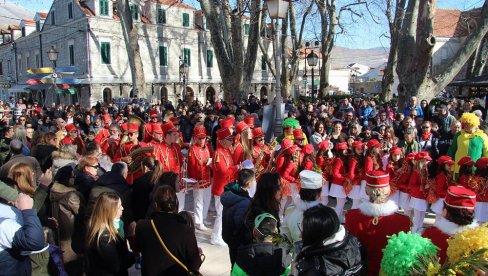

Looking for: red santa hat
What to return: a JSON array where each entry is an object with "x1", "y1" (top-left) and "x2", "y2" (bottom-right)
[
  {"x1": 293, "y1": 129, "x2": 305, "y2": 140},
  {"x1": 365, "y1": 170, "x2": 390, "y2": 189},
  {"x1": 244, "y1": 115, "x2": 255, "y2": 128},
  {"x1": 335, "y1": 142, "x2": 348, "y2": 151},
  {"x1": 151, "y1": 123, "x2": 163, "y2": 134},
  {"x1": 252, "y1": 127, "x2": 265, "y2": 138},
  {"x1": 367, "y1": 139, "x2": 381, "y2": 149},
  {"x1": 236, "y1": 121, "x2": 249, "y2": 134},
  {"x1": 162, "y1": 122, "x2": 178, "y2": 134},
  {"x1": 475, "y1": 157, "x2": 488, "y2": 169},
  {"x1": 65, "y1": 124, "x2": 77, "y2": 132},
  {"x1": 352, "y1": 141, "x2": 364, "y2": 150},
  {"x1": 437, "y1": 155, "x2": 454, "y2": 166},
  {"x1": 102, "y1": 113, "x2": 112, "y2": 123},
  {"x1": 389, "y1": 146, "x2": 402, "y2": 155},
  {"x1": 444, "y1": 186, "x2": 476, "y2": 210},
  {"x1": 415, "y1": 151, "x2": 432, "y2": 161},
  {"x1": 458, "y1": 156, "x2": 475, "y2": 167},
  {"x1": 193, "y1": 125, "x2": 207, "y2": 139},
  {"x1": 302, "y1": 144, "x2": 314, "y2": 155},
  {"x1": 128, "y1": 123, "x2": 139, "y2": 134},
  {"x1": 217, "y1": 127, "x2": 234, "y2": 140}
]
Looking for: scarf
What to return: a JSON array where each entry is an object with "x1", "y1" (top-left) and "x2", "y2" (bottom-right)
[{"x1": 421, "y1": 132, "x2": 432, "y2": 141}]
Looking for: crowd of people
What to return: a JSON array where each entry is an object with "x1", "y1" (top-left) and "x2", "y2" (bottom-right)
[{"x1": 0, "y1": 93, "x2": 487, "y2": 275}]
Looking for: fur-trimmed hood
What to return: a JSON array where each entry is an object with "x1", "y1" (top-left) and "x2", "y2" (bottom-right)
[
  {"x1": 434, "y1": 217, "x2": 478, "y2": 236},
  {"x1": 52, "y1": 150, "x2": 78, "y2": 160},
  {"x1": 358, "y1": 200, "x2": 399, "y2": 217}
]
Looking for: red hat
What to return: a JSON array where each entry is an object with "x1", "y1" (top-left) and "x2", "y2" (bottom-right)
[
  {"x1": 287, "y1": 144, "x2": 299, "y2": 155},
  {"x1": 458, "y1": 156, "x2": 475, "y2": 167},
  {"x1": 128, "y1": 123, "x2": 139, "y2": 133},
  {"x1": 302, "y1": 144, "x2": 314, "y2": 155},
  {"x1": 366, "y1": 139, "x2": 381, "y2": 149},
  {"x1": 120, "y1": 123, "x2": 128, "y2": 133},
  {"x1": 236, "y1": 121, "x2": 249, "y2": 134},
  {"x1": 193, "y1": 125, "x2": 207, "y2": 139},
  {"x1": 389, "y1": 146, "x2": 402, "y2": 155},
  {"x1": 335, "y1": 142, "x2": 348, "y2": 151},
  {"x1": 65, "y1": 124, "x2": 77, "y2": 132},
  {"x1": 162, "y1": 122, "x2": 178, "y2": 134},
  {"x1": 252, "y1": 127, "x2": 265, "y2": 138},
  {"x1": 244, "y1": 115, "x2": 255, "y2": 128},
  {"x1": 318, "y1": 140, "x2": 330, "y2": 150},
  {"x1": 169, "y1": 117, "x2": 179, "y2": 125},
  {"x1": 415, "y1": 151, "x2": 432, "y2": 161},
  {"x1": 365, "y1": 170, "x2": 390, "y2": 189},
  {"x1": 151, "y1": 123, "x2": 163, "y2": 134},
  {"x1": 149, "y1": 110, "x2": 158, "y2": 118},
  {"x1": 293, "y1": 129, "x2": 305, "y2": 140},
  {"x1": 437, "y1": 155, "x2": 454, "y2": 166},
  {"x1": 406, "y1": 153, "x2": 417, "y2": 161},
  {"x1": 220, "y1": 117, "x2": 234, "y2": 129},
  {"x1": 444, "y1": 186, "x2": 476, "y2": 210},
  {"x1": 352, "y1": 141, "x2": 364, "y2": 150},
  {"x1": 217, "y1": 127, "x2": 234, "y2": 140},
  {"x1": 102, "y1": 113, "x2": 112, "y2": 123},
  {"x1": 475, "y1": 157, "x2": 488, "y2": 169},
  {"x1": 281, "y1": 139, "x2": 293, "y2": 150}
]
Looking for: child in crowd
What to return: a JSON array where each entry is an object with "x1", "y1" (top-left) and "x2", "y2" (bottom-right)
[{"x1": 408, "y1": 152, "x2": 431, "y2": 233}]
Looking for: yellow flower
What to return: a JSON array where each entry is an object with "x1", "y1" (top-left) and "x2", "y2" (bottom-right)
[
  {"x1": 426, "y1": 262, "x2": 440, "y2": 276},
  {"x1": 446, "y1": 224, "x2": 488, "y2": 263}
]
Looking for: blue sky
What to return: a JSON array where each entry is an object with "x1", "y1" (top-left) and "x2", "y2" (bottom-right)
[{"x1": 14, "y1": 0, "x2": 486, "y2": 49}]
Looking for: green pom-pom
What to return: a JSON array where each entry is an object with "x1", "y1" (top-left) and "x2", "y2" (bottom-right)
[
  {"x1": 380, "y1": 231, "x2": 439, "y2": 276},
  {"x1": 283, "y1": 118, "x2": 300, "y2": 129}
]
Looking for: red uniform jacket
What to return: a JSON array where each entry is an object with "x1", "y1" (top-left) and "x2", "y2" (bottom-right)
[
  {"x1": 471, "y1": 175, "x2": 488, "y2": 202},
  {"x1": 345, "y1": 202, "x2": 410, "y2": 276},
  {"x1": 252, "y1": 144, "x2": 271, "y2": 172},
  {"x1": 422, "y1": 226, "x2": 450, "y2": 264},
  {"x1": 435, "y1": 171, "x2": 451, "y2": 198},
  {"x1": 155, "y1": 142, "x2": 183, "y2": 175},
  {"x1": 94, "y1": 127, "x2": 110, "y2": 152},
  {"x1": 188, "y1": 143, "x2": 212, "y2": 188},
  {"x1": 113, "y1": 141, "x2": 147, "y2": 184},
  {"x1": 331, "y1": 157, "x2": 354, "y2": 185},
  {"x1": 317, "y1": 156, "x2": 335, "y2": 182},
  {"x1": 212, "y1": 145, "x2": 238, "y2": 196},
  {"x1": 408, "y1": 170, "x2": 428, "y2": 199},
  {"x1": 365, "y1": 155, "x2": 383, "y2": 174}
]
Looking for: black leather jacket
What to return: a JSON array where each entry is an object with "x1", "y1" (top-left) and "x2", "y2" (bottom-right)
[{"x1": 295, "y1": 232, "x2": 366, "y2": 276}]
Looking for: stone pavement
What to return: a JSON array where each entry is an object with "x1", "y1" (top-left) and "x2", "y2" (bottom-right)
[{"x1": 129, "y1": 193, "x2": 435, "y2": 276}]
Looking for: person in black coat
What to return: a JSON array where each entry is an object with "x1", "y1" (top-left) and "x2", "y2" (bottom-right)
[
  {"x1": 135, "y1": 185, "x2": 202, "y2": 276},
  {"x1": 221, "y1": 169, "x2": 255, "y2": 266},
  {"x1": 295, "y1": 205, "x2": 366, "y2": 275},
  {"x1": 131, "y1": 157, "x2": 161, "y2": 221}
]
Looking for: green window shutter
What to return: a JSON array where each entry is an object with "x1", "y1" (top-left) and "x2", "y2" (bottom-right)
[
  {"x1": 68, "y1": 2, "x2": 73, "y2": 19},
  {"x1": 184, "y1": 48, "x2": 191, "y2": 66},
  {"x1": 244, "y1": 23, "x2": 250, "y2": 35},
  {"x1": 261, "y1": 56, "x2": 266, "y2": 71},
  {"x1": 101, "y1": 42, "x2": 111, "y2": 64},
  {"x1": 183, "y1": 13, "x2": 189, "y2": 27},
  {"x1": 99, "y1": 0, "x2": 108, "y2": 16},
  {"x1": 157, "y1": 8, "x2": 166, "y2": 24},
  {"x1": 159, "y1": 46, "x2": 167, "y2": 66},
  {"x1": 130, "y1": 4, "x2": 138, "y2": 20},
  {"x1": 206, "y1": 50, "x2": 213, "y2": 68}
]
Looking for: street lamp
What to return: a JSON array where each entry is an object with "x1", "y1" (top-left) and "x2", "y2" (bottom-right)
[
  {"x1": 179, "y1": 57, "x2": 189, "y2": 102},
  {"x1": 306, "y1": 50, "x2": 318, "y2": 102},
  {"x1": 265, "y1": 0, "x2": 290, "y2": 138},
  {"x1": 47, "y1": 46, "x2": 59, "y2": 104}
]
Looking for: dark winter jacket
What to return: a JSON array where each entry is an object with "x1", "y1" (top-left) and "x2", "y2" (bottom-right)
[
  {"x1": 33, "y1": 144, "x2": 58, "y2": 172},
  {"x1": 232, "y1": 243, "x2": 292, "y2": 276},
  {"x1": 74, "y1": 172, "x2": 97, "y2": 201},
  {"x1": 295, "y1": 230, "x2": 366, "y2": 276},
  {"x1": 131, "y1": 172, "x2": 154, "y2": 221}
]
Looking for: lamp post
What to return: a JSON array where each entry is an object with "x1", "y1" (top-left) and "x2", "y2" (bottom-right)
[
  {"x1": 179, "y1": 57, "x2": 189, "y2": 102},
  {"x1": 306, "y1": 50, "x2": 318, "y2": 102},
  {"x1": 47, "y1": 46, "x2": 58, "y2": 105},
  {"x1": 265, "y1": 0, "x2": 290, "y2": 138}
]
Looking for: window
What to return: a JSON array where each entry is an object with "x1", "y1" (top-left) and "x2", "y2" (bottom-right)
[
  {"x1": 100, "y1": 42, "x2": 111, "y2": 64},
  {"x1": 69, "y1": 45, "x2": 75, "y2": 66},
  {"x1": 51, "y1": 10, "x2": 55, "y2": 25},
  {"x1": 130, "y1": 3, "x2": 138, "y2": 20},
  {"x1": 0, "y1": 62, "x2": 3, "y2": 75},
  {"x1": 157, "y1": 8, "x2": 166, "y2": 24},
  {"x1": 35, "y1": 54, "x2": 40, "y2": 68},
  {"x1": 244, "y1": 23, "x2": 250, "y2": 35},
  {"x1": 22, "y1": 27, "x2": 26, "y2": 37},
  {"x1": 182, "y1": 13, "x2": 189, "y2": 27},
  {"x1": 68, "y1": 2, "x2": 73, "y2": 19},
  {"x1": 99, "y1": 0, "x2": 109, "y2": 16},
  {"x1": 7, "y1": 60, "x2": 11, "y2": 73},
  {"x1": 36, "y1": 21, "x2": 40, "y2": 31},
  {"x1": 261, "y1": 55, "x2": 266, "y2": 71},
  {"x1": 26, "y1": 55, "x2": 30, "y2": 69},
  {"x1": 159, "y1": 46, "x2": 167, "y2": 66},
  {"x1": 18, "y1": 55, "x2": 22, "y2": 75},
  {"x1": 183, "y1": 48, "x2": 191, "y2": 66},
  {"x1": 206, "y1": 50, "x2": 213, "y2": 68}
]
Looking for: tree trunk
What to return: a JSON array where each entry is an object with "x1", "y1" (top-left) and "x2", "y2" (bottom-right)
[
  {"x1": 118, "y1": 0, "x2": 146, "y2": 98},
  {"x1": 466, "y1": 34, "x2": 488, "y2": 78}
]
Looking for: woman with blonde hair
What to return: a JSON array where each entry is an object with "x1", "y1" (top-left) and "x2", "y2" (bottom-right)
[
  {"x1": 85, "y1": 192, "x2": 134, "y2": 275},
  {"x1": 233, "y1": 121, "x2": 253, "y2": 164}
]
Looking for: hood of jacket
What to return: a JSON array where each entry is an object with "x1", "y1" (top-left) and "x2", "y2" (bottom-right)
[
  {"x1": 235, "y1": 243, "x2": 291, "y2": 276},
  {"x1": 221, "y1": 182, "x2": 250, "y2": 208},
  {"x1": 95, "y1": 171, "x2": 129, "y2": 196},
  {"x1": 50, "y1": 181, "x2": 78, "y2": 201}
]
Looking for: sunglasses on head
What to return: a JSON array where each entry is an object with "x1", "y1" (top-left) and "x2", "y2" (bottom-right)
[{"x1": 87, "y1": 164, "x2": 100, "y2": 169}]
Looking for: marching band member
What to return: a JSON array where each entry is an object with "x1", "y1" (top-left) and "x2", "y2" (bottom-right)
[
  {"x1": 316, "y1": 140, "x2": 333, "y2": 206},
  {"x1": 277, "y1": 144, "x2": 300, "y2": 220},
  {"x1": 293, "y1": 129, "x2": 306, "y2": 149},
  {"x1": 143, "y1": 110, "x2": 159, "y2": 142},
  {"x1": 457, "y1": 156, "x2": 475, "y2": 188},
  {"x1": 233, "y1": 121, "x2": 253, "y2": 164},
  {"x1": 244, "y1": 115, "x2": 255, "y2": 129},
  {"x1": 473, "y1": 158, "x2": 488, "y2": 223},
  {"x1": 361, "y1": 139, "x2": 383, "y2": 201},
  {"x1": 349, "y1": 140, "x2": 365, "y2": 209},
  {"x1": 300, "y1": 144, "x2": 315, "y2": 171},
  {"x1": 102, "y1": 124, "x2": 121, "y2": 160},
  {"x1": 345, "y1": 170, "x2": 410, "y2": 276},
  {"x1": 422, "y1": 185, "x2": 478, "y2": 264},
  {"x1": 251, "y1": 127, "x2": 271, "y2": 177},
  {"x1": 94, "y1": 113, "x2": 112, "y2": 152},
  {"x1": 408, "y1": 151, "x2": 431, "y2": 233},
  {"x1": 386, "y1": 146, "x2": 404, "y2": 205},
  {"x1": 113, "y1": 123, "x2": 146, "y2": 184},
  {"x1": 212, "y1": 127, "x2": 240, "y2": 246},
  {"x1": 330, "y1": 142, "x2": 355, "y2": 222},
  {"x1": 188, "y1": 125, "x2": 213, "y2": 231},
  {"x1": 430, "y1": 156, "x2": 455, "y2": 221},
  {"x1": 61, "y1": 123, "x2": 84, "y2": 155}
]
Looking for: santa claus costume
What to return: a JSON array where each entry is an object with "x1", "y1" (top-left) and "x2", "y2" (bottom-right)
[
  {"x1": 422, "y1": 185, "x2": 478, "y2": 264},
  {"x1": 472, "y1": 157, "x2": 488, "y2": 223},
  {"x1": 430, "y1": 156, "x2": 455, "y2": 221},
  {"x1": 408, "y1": 151, "x2": 431, "y2": 233},
  {"x1": 315, "y1": 140, "x2": 333, "y2": 206},
  {"x1": 330, "y1": 142, "x2": 355, "y2": 222},
  {"x1": 345, "y1": 170, "x2": 410, "y2": 276}
]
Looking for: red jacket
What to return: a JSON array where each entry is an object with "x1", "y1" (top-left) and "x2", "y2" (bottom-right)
[
  {"x1": 408, "y1": 170, "x2": 428, "y2": 199},
  {"x1": 188, "y1": 143, "x2": 212, "y2": 188},
  {"x1": 422, "y1": 226, "x2": 450, "y2": 264},
  {"x1": 345, "y1": 205, "x2": 410, "y2": 276},
  {"x1": 331, "y1": 157, "x2": 354, "y2": 185},
  {"x1": 155, "y1": 142, "x2": 183, "y2": 175},
  {"x1": 435, "y1": 171, "x2": 451, "y2": 198},
  {"x1": 212, "y1": 145, "x2": 238, "y2": 196}
]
